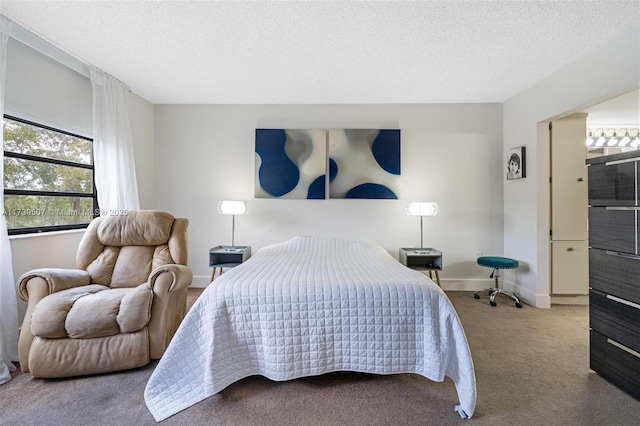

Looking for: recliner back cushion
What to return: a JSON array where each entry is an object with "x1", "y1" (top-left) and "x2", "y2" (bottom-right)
[
  {"x1": 152, "y1": 245, "x2": 174, "y2": 270},
  {"x1": 77, "y1": 211, "x2": 179, "y2": 287},
  {"x1": 86, "y1": 247, "x2": 119, "y2": 286},
  {"x1": 98, "y1": 211, "x2": 174, "y2": 246},
  {"x1": 110, "y1": 246, "x2": 155, "y2": 288},
  {"x1": 95, "y1": 245, "x2": 176, "y2": 288}
]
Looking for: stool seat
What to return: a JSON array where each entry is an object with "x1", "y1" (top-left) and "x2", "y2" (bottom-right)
[
  {"x1": 474, "y1": 256, "x2": 523, "y2": 308},
  {"x1": 477, "y1": 256, "x2": 519, "y2": 270}
]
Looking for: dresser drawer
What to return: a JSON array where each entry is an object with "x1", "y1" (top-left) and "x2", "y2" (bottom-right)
[
  {"x1": 590, "y1": 290, "x2": 640, "y2": 354},
  {"x1": 588, "y1": 207, "x2": 636, "y2": 254},
  {"x1": 590, "y1": 330, "x2": 640, "y2": 400},
  {"x1": 589, "y1": 248, "x2": 640, "y2": 305},
  {"x1": 588, "y1": 160, "x2": 637, "y2": 206}
]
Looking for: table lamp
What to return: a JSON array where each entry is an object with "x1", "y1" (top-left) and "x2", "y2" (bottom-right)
[
  {"x1": 217, "y1": 200, "x2": 247, "y2": 251},
  {"x1": 405, "y1": 201, "x2": 438, "y2": 254}
]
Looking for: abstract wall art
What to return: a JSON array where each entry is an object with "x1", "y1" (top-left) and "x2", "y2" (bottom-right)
[
  {"x1": 328, "y1": 129, "x2": 401, "y2": 199},
  {"x1": 255, "y1": 129, "x2": 327, "y2": 199}
]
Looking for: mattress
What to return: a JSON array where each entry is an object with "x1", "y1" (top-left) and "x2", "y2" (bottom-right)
[{"x1": 144, "y1": 236, "x2": 476, "y2": 421}]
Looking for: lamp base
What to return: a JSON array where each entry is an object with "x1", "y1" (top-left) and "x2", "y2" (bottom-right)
[{"x1": 224, "y1": 247, "x2": 243, "y2": 252}]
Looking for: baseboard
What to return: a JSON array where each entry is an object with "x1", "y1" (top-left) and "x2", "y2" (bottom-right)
[
  {"x1": 441, "y1": 277, "x2": 544, "y2": 308},
  {"x1": 550, "y1": 294, "x2": 589, "y2": 305},
  {"x1": 440, "y1": 278, "x2": 494, "y2": 291},
  {"x1": 498, "y1": 279, "x2": 550, "y2": 308},
  {"x1": 190, "y1": 276, "x2": 211, "y2": 288}
]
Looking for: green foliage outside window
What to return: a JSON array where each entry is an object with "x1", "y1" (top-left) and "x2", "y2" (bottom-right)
[{"x1": 3, "y1": 116, "x2": 96, "y2": 233}]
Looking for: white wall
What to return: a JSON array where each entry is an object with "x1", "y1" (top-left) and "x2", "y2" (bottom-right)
[
  {"x1": 503, "y1": 24, "x2": 640, "y2": 308},
  {"x1": 154, "y1": 103, "x2": 504, "y2": 287},
  {"x1": 128, "y1": 91, "x2": 155, "y2": 209}
]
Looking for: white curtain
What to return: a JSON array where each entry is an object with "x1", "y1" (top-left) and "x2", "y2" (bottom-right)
[
  {"x1": 90, "y1": 67, "x2": 140, "y2": 212},
  {"x1": 0, "y1": 18, "x2": 18, "y2": 386}
]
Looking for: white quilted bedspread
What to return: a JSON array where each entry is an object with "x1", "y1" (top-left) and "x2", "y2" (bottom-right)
[{"x1": 144, "y1": 236, "x2": 476, "y2": 421}]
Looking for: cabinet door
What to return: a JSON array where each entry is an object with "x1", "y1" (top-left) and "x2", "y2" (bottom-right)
[
  {"x1": 551, "y1": 240, "x2": 588, "y2": 294},
  {"x1": 551, "y1": 115, "x2": 588, "y2": 240},
  {"x1": 588, "y1": 160, "x2": 636, "y2": 206}
]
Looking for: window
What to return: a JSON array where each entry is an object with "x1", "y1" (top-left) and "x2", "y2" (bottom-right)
[{"x1": 3, "y1": 115, "x2": 97, "y2": 235}]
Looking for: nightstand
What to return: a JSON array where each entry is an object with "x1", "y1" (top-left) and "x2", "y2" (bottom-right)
[
  {"x1": 209, "y1": 245, "x2": 251, "y2": 281},
  {"x1": 399, "y1": 248, "x2": 443, "y2": 287}
]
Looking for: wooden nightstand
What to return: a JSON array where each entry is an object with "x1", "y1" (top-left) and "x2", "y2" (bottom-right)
[
  {"x1": 209, "y1": 245, "x2": 251, "y2": 281},
  {"x1": 399, "y1": 248, "x2": 443, "y2": 287}
]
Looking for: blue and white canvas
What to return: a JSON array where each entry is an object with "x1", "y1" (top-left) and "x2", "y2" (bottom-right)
[
  {"x1": 328, "y1": 129, "x2": 401, "y2": 199},
  {"x1": 255, "y1": 129, "x2": 327, "y2": 199}
]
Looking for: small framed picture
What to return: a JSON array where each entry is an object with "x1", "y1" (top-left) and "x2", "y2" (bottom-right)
[{"x1": 506, "y1": 146, "x2": 526, "y2": 180}]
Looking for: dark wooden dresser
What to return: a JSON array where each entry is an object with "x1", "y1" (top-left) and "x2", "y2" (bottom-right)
[{"x1": 587, "y1": 151, "x2": 640, "y2": 400}]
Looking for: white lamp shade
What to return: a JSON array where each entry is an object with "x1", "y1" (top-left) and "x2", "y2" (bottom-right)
[
  {"x1": 406, "y1": 201, "x2": 438, "y2": 216},
  {"x1": 217, "y1": 200, "x2": 247, "y2": 215}
]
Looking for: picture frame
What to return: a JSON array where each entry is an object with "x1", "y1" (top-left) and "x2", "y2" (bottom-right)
[{"x1": 506, "y1": 146, "x2": 526, "y2": 180}]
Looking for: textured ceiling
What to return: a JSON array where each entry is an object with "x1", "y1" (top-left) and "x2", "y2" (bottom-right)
[{"x1": 0, "y1": 0, "x2": 639, "y2": 107}]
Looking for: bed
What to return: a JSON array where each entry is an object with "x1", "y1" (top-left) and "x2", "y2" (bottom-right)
[{"x1": 144, "y1": 236, "x2": 476, "y2": 421}]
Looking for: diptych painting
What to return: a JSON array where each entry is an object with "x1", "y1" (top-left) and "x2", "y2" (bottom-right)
[{"x1": 255, "y1": 128, "x2": 400, "y2": 199}]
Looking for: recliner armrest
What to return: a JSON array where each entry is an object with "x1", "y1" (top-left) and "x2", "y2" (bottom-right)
[
  {"x1": 148, "y1": 264, "x2": 193, "y2": 293},
  {"x1": 17, "y1": 268, "x2": 91, "y2": 302},
  {"x1": 147, "y1": 264, "x2": 192, "y2": 359}
]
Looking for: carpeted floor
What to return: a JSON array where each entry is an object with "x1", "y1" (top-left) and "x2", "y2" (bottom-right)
[{"x1": 1, "y1": 289, "x2": 638, "y2": 425}]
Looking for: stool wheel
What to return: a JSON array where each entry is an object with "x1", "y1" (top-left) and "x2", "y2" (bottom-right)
[
  {"x1": 516, "y1": 302, "x2": 523, "y2": 308},
  {"x1": 474, "y1": 294, "x2": 480, "y2": 299},
  {"x1": 490, "y1": 301, "x2": 497, "y2": 307}
]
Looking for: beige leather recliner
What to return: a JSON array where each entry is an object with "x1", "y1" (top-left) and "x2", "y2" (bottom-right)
[{"x1": 16, "y1": 210, "x2": 193, "y2": 378}]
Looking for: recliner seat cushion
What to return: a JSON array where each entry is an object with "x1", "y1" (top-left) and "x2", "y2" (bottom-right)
[
  {"x1": 31, "y1": 284, "x2": 153, "y2": 339},
  {"x1": 30, "y1": 284, "x2": 107, "y2": 338}
]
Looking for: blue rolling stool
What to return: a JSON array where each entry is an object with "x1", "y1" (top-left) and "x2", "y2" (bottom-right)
[{"x1": 474, "y1": 256, "x2": 523, "y2": 308}]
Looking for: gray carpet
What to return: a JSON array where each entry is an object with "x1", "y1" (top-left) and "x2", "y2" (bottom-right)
[{"x1": 1, "y1": 290, "x2": 638, "y2": 425}]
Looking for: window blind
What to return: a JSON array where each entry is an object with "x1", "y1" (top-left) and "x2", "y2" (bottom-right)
[{"x1": 4, "y1": 37, "x2": 92, "y2": 138}]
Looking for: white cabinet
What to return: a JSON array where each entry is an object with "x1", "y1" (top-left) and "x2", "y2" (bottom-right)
[
  {"x1": 551, "y1": 241, "x2": 588, "y2": 294},
  {"x1": 550, "y1": 114, "x2": 588, "y2": 295}
]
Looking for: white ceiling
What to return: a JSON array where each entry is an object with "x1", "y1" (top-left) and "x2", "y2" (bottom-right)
[
  {"x1": 1, "y1": 0, "x2": 639, "y2": 119},
  {"x1": 584, "y1": 89, "x2": 640, "y2": 129}
]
